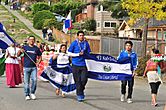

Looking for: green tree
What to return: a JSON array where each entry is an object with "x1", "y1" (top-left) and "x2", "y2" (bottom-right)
[
  {"x1": 99, "y1": 0, "x2": 128, "y2": 18},
  {"x1": 31, "y1": 2, "x2": 50, "y2": 14},
  {"x1": 33, "y1": 10, "x2": 55, "y2": 29},
  {"x1": 51, "y1": 0, "x2": 84, "y2": 17},
  {"x1": 43, "y1": 18, "x2": 62, "y2": 30},
  {"x1": 84, "y1": 19, "x2": 96, "y2": 31},
  {"x1": 122, "y1": 0, "x2": 166, "y2": 57}
]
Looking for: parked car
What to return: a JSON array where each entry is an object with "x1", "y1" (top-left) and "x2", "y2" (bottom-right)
[{"x1": 53, "y1": 13, "x2": 66, "y2": 22}]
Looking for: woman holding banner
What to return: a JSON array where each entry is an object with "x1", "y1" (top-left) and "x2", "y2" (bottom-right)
[
  {"x1": 41, "y1": 44, "x2": 76, "y2": 97},
  {"x1": 143, "y1": 49, "x2": 162, "y2": 107}
]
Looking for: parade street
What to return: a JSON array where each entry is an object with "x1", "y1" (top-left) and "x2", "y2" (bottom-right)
[{"x1": 0, "y1": 76, "x2": 165, "y2": 110}]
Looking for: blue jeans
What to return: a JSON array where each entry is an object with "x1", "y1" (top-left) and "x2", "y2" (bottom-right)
[{"x1": 23, "y1": 67, "x2": 37, "y2": 96}]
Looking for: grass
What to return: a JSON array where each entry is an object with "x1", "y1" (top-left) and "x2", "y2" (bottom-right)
[
  {"x1": 17, "y1": 10, "x2": 33, "y2": 22},
  {"x1": 0, "y1": 5, "x2": 44, "y2": 43}
]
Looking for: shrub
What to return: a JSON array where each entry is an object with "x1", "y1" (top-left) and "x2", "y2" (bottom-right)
[
  {"x1": 135, "y1": 55, "x2": 151, "y2": 76},
  {"x1": 31, "y1": 2, "x2": 50, "y2": 14},
  {"x1": 83, "y1": 19, "x2": 96, "y2": 31},
  {"x1": 43, "y1": 18, "x2": 62, "y2": 30},
  {"x1": 33, "y1": 10, "x2": 55, "y2": 29}
]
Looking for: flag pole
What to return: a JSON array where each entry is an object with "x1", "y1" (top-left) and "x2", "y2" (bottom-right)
[{"x1": 70, "y1": 29, "x2": 72, "y2": 44}]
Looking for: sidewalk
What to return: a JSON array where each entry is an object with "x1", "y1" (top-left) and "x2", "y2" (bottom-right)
[{"x1": 2, "y1": 3, "x2": 42, "y2": 37}]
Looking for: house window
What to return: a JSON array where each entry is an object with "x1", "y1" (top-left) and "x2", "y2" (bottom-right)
[
  {"x1": 104, "y1": 22, "x2": 111, "y2": 27},
  {"x1": 111, "y1": 22, "x2": 116, "y2": 28},
  {"x1": 97, "y1": 22, "x2": 100, "y2": 28},
  {"x1": 104, "y1": 21, "x2": 117, "y2": 28}
]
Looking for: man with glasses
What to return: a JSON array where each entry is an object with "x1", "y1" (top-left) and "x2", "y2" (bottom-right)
[{"x1": 18, "y1": 36, "x2": 42, "y2": 100}]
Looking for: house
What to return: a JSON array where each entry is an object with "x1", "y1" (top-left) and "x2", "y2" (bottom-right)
[
  {"x1": 118, "y1": 18, "x2": 166, "y2": 40},
  {"x1": 75, "y1": 0, "x2": 122, "y2": 33}
]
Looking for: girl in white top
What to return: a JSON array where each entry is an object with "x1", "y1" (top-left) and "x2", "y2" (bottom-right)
[{"x1": 52, "y1": 44, "x2": 71, "y2": 97}]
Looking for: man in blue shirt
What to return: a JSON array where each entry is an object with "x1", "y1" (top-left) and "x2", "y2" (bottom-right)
[
  {"x1": 68, "y1": 31, "x2": 91, "y2": 102},
  {"x1": 117, "y1": 41, "x2": 138, "y2": 104},
  {"x1": 18, "y1": 36, "x2": 42, "y2": 100}
]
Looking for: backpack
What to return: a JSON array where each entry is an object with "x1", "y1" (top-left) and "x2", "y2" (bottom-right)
[{"x1": 146, "y1": 59, "x2": 158, "y2": 71}]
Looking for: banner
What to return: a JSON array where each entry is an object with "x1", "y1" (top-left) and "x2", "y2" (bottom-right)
[
  {"x1": 40, "y1": 66, "x2": 76, "y2": 93},
  {"x1": 0, "y1": 22, "x2": 14, "y2": 49},
  {"x1": 85, "y1": 54, "x2": 132, "y2": 81}
]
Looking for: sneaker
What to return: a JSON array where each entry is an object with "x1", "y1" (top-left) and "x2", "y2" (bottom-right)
[
  {"x1": 77, "y1": 95, "x2": 85, "y2": 102},
  {"x1": 25, "y1": 96, "x2": 31, "y2": 100},
  {"x1": 30, "y1": 94, "x2": 36, "y2": 100},
  {"x1": 120, "y1": 95, "x2": 125, "y2": 102},
  {"x1": 127, "y1": 98, "x2": 133, "y2": 103}
]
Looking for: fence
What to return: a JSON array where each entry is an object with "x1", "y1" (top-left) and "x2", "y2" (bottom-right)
[{"x1": 101, "y1": 37, "x2": 162, "y2": 57}]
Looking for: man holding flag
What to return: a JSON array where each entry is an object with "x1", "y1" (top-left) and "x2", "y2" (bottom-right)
[
  {"x1": 18, "y1": 36, "x2": 42, "y2": 100},
  {"x1": 68, "y1": 31, "x2": 91, "y2": 102},
  {"x1": 117, "y1": 41, "x2": 138, "y2": 104}
]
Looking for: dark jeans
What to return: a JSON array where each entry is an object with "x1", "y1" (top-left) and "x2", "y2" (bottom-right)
[
  {"x1": 72, "y1": 65, "x2": 88, "y2": 96},
  {"x1": 149, "y1": 81, "x2": 161, "y2": 94},
  {"x1": 121, "y1": 77, "x2": 134, "y2": 99}
]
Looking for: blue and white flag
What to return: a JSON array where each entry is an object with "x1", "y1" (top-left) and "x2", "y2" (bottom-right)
[
  {"x1": 63, "y1": 11, "x2": 72, "y2": 34},
  {"x1": 85, "y1": 54, "x2": 132, "y2": 81},
  {"x1": 0, "y1": 23, "x2": 14, "y2": 49},
  {"x1": 41, "y1": 66, "x2": 76, "y2": 93}
]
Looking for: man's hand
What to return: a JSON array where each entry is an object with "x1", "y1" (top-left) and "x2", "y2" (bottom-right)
[
  {"x1": 21, "y1": 49, "x2": 25, "y2": 53},
  {"x1": 36, "y1": 62, "x2": 40, "y2": 67},
  {"x1": 79, "y1": 51, "x2": 84, "y2": 56}
]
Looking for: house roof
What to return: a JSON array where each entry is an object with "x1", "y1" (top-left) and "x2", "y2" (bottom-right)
[
  {"x1": 119, "y1": 18, "x2": 166, "y2": 30},
  {"x1": 133, "y1": 18, "x2": 166, "y2": 29}
]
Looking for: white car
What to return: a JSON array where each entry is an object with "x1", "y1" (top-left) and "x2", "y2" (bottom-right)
[{"x1": 53, "y1": 13, "x2": 66, "y2": 22}]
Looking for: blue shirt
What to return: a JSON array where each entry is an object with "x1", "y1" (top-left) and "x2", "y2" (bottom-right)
[
  {"x1": 117, "y1": 50, "x2": 138, "y2": 71},
  {"x1": 68, "y1": 40, "x2": 91, "y2": 66},
  {"x1": 23, "y1": 45, "x2": 42, "y2": 67}
]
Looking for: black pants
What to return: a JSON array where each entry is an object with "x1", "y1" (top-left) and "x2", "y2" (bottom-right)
[
  {"x1": 72, "y1": 65, "x2": 88, "y2": 96},
  {"x1": 149, "y1": 82, "x2": 161, "y2": 94},
  {"x1": 121, "y1": 77, "x2": 134, "y2": 99}
]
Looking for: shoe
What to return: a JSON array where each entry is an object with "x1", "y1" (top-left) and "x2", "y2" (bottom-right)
[
  {"x1": 77, "y1": 95, "x2": 85, "y2": 102},
  {"x1": 25, "y1": 96, "x2": 31, "y2": 100},
  {"x1": 127, "y1": 98, "x2": 133, "y2": 103},
  {"x1": 55, "y1": 89, "x2": 60, "y2": 96},
  {"x1": 30, "y1": 94, "x2": 36, "y2": 100},
  {"x1": 62, "y1": 93, "x2": 65, "y2": 98},
  {"x1": 152, "y1": 103, "x2": 158, "y2": 107},
  {"x1": 120, "y1": 94, "x2": 125, "y2": 102}
]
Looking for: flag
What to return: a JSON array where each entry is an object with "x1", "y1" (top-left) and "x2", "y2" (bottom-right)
[
  {"x1": 85, "y1": 54, "x2": 132, "y2": 81},
  {"x1": 40, "y1": 66, "x2": 76, "y2": 93},
  {"x1": 0, "y1": 49, "x2": 5, "y2": 76},
  {"x1": 0, "y1": 23, "x2": 14, "y2": 49},
  {"x1": 63, "y1": 11, "x2": 72, "y2": 34}
]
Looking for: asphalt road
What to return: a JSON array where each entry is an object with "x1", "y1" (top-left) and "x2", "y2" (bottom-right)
[{"x1": 0, "y1": 76, "x2": 166, "y2": 110}]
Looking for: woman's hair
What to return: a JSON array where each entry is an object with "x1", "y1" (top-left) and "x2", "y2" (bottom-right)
[
  {"x1": 59, "y1": 44, "x2": 67, "y2": 53},
  {"x1": 152, "y1": 48, "x2": 159, "y2": 54}
]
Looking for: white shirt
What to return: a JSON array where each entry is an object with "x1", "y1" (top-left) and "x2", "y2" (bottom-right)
[
  {"x1": 5, "y1": 47, "x2": 20, "y2": 64},
  {"x1": 57, "y1": 53, "x2": 69, "y2": 68}
]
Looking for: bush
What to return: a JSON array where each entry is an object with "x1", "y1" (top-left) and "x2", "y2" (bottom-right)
[
  {"x1": 43, "y1": 18, "x2": 62, "y2": 30},
  {"x1": 33, "y1": 10, "x2": 55, "y2": 29},
  {"x1": 31, "y1": 2, "x2": 50, "y2": 14},
  {"x1": 83, "y1": 19, "x2": 96, "y2": 31},
  {"x1": 135, "y1": 55, "x2": 151, "y2": 76}
]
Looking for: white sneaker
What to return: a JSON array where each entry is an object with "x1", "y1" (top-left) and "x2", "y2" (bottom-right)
[
  {"x1": 120, "y1": 94, "x2": 125, "y2": 102},
  {"x1": 30, "y1": 94, "x2": 36, "y2": 100},
  {"x1": 127, "y1": 98, "x2": 133, "y2": 103},
  {"x1": 25, "y1": 96, "x2": 31, "y2": 100}
]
